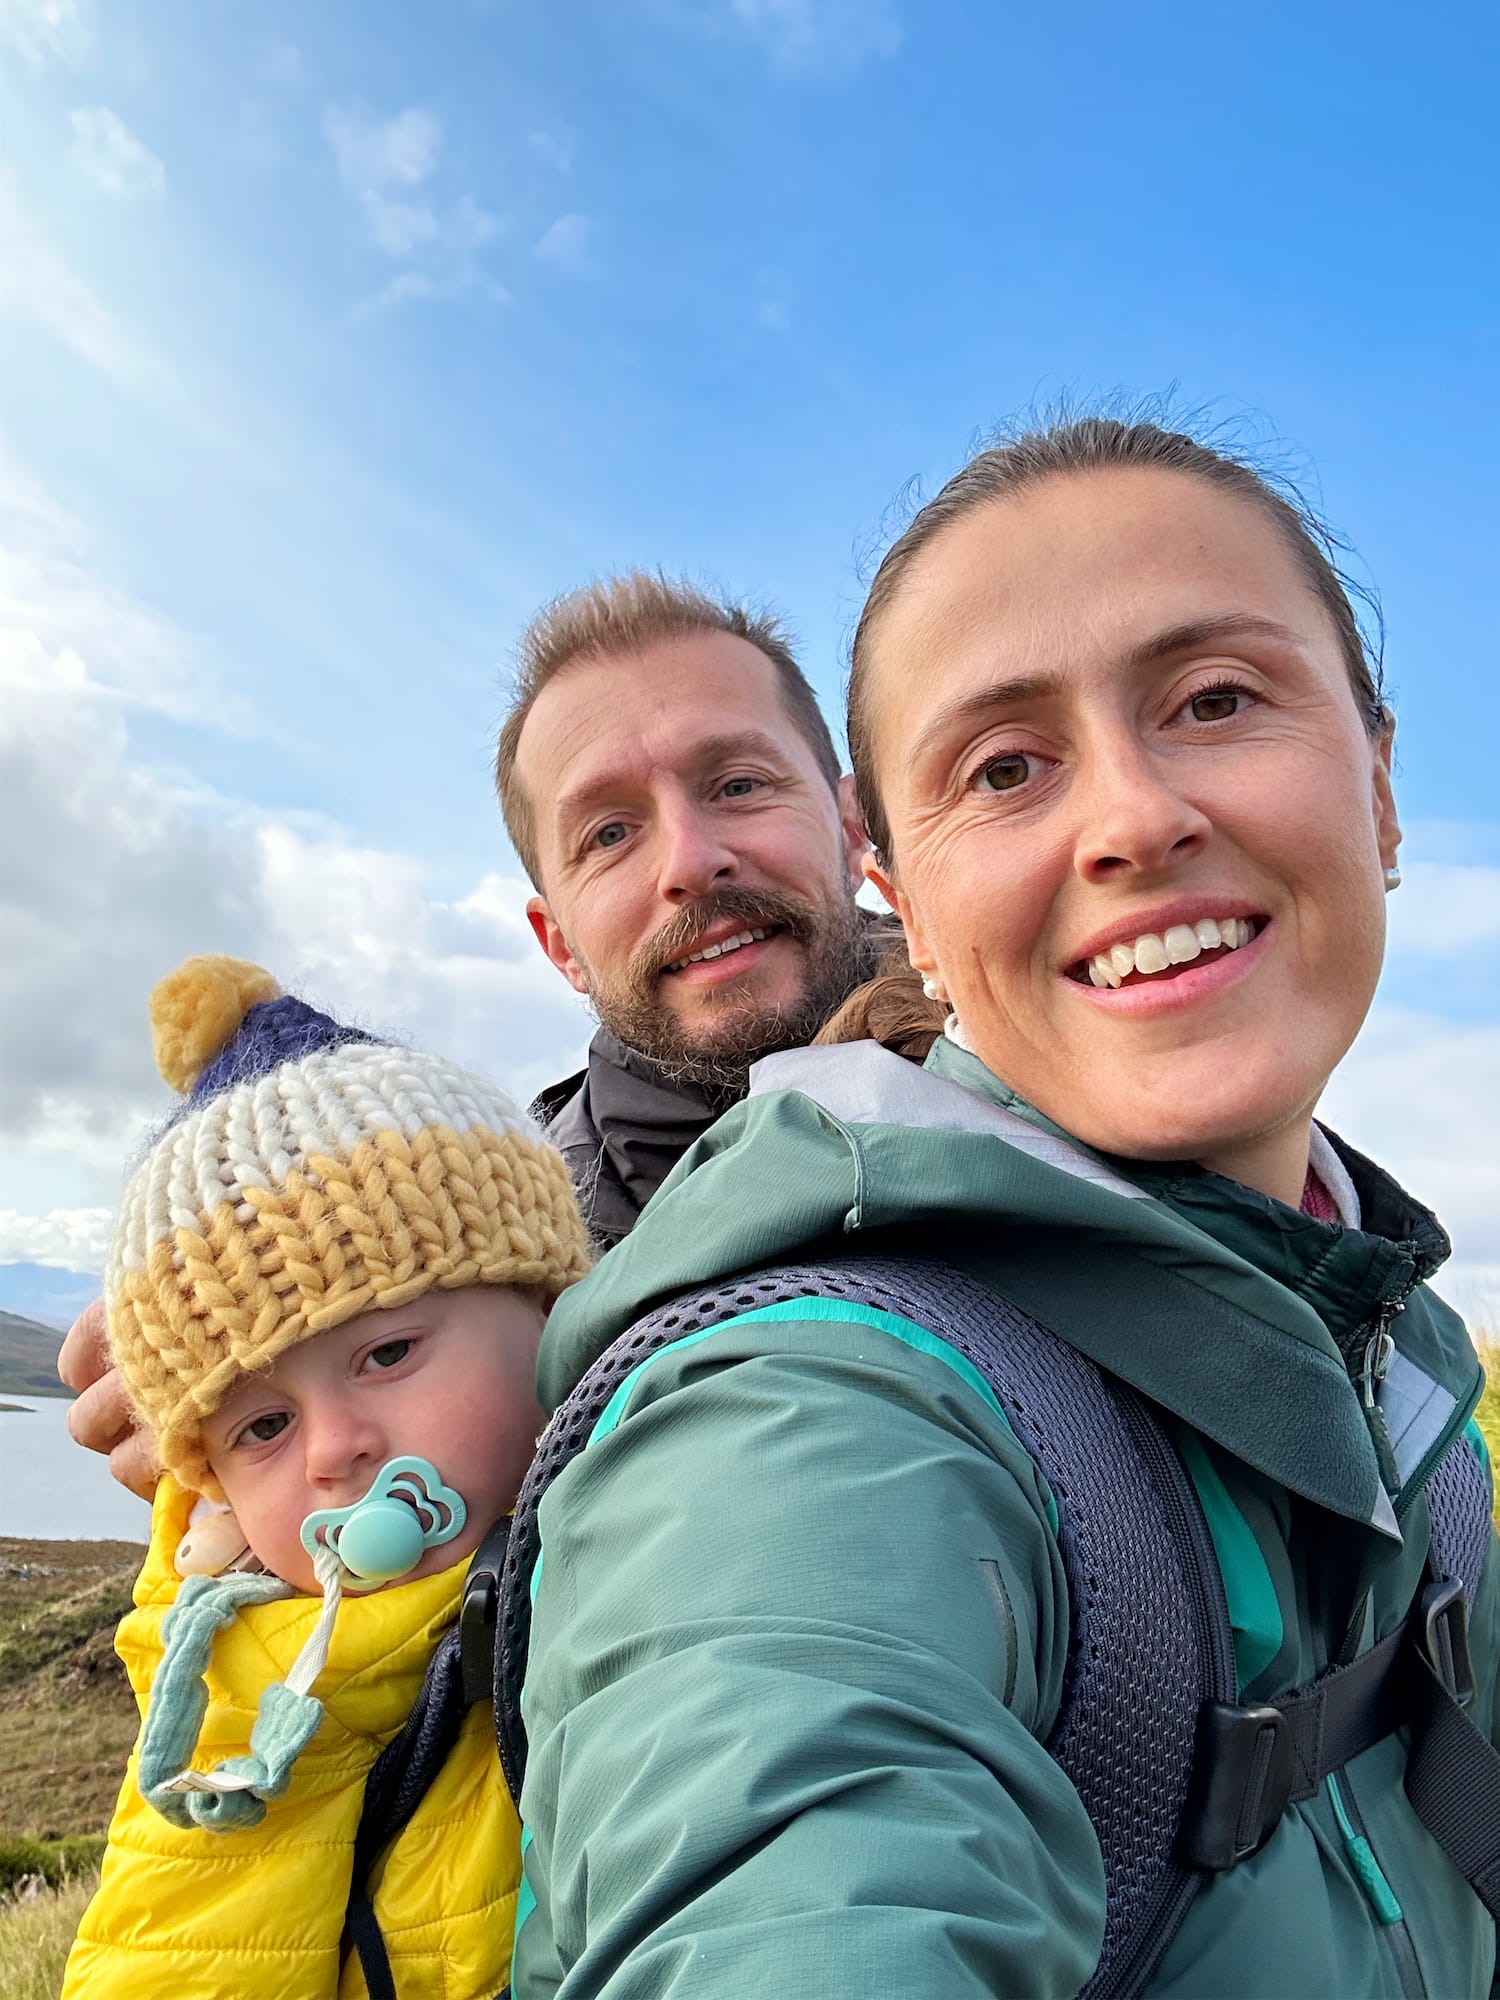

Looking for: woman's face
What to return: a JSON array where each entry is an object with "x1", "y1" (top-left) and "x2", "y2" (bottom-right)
[{"x1": 863, "y1": 467, "x2": 1400, "y2": 1196}]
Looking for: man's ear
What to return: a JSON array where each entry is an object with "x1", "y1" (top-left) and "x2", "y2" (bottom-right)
[
  {"x1": 836, "y1": 774, "x2": 870, "y2": 888},
  {"x1": 527, "y1": 896, "x2": 590, "y2": 996},
  {"x1": 1372, "y1": 721, "x2": 1402, "y2": 876},
  {"x1": 860, "y1": 851, "x2": 939, "y2": 986}
]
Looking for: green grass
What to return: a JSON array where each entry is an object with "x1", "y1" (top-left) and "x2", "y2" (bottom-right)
[
  {"x1": 1474, "y1": 1341, "x2": 1499, "y2": 1528},
  {"x1": 0, "y1": 1869, "x2": 98, "y2": 2000}
]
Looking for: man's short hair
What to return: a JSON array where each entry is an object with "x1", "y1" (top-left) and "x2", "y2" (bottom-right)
[{"x1": 496, "y1": 571, "x2": 844, "y2": 888}]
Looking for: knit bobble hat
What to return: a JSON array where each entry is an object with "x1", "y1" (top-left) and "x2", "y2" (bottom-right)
[{"x1": 107, "y1": 955, "x2": 592, "y2": 1499}]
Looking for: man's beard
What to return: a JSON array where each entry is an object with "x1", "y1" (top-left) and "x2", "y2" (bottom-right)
[{"x1": 579, "y1": 884, "x2": 869, "y2": 1093}]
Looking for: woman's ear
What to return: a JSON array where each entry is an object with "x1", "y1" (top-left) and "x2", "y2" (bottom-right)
[
  {"x1": 861, "y1": 851, "x2": 940, "y2": 989},
  {"x1": 1372, "y1": 719, "x2": 1401, "y2": 876}
]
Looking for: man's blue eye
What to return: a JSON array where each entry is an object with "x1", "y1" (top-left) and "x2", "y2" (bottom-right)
[
  {"x1": 722, "y1": 777, "x2": 755, "y2": 798},
  {"x1": 595, "y1": 823, "x2": 627, "y2": 848}
]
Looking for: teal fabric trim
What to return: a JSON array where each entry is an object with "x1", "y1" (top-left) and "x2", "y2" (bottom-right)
[
  {"x1": 511, "y1": 1824, "x2": 537, "y2": 1984},
  {"x1": 1326, "y1": 1774, "x2": 1403, "y2": 1925},
  {"x1": 1176, "y1": 1431, "x2": 1283, "y2": 1692},
  {"x1": 584, "y1": 1298, "x2": 1060, "y2": 1536},
  {"x1": 1464, "y1": 1414, "x2": 1491, "y2": 1480}
]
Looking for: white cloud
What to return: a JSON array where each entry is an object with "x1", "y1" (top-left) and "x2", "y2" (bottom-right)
[
  {"x1": 533, "y1": 212, "x2": 595, "y2": 275},
  {"x1": 1384, "y1": 862, "x2": 1500, "y2": 960},
  {"x1": 0, "y1": 0, "x2": 92, "y2": 67},
  {"x1": 68, "y1": 107, "x2": 165, "y2": 201},
  {"x1": 323, "y1": 104, "x2": 505, "y2": 311},
  {"x1": 0, "y1": 171, "x2": 155, "y2": 391},
  {"x1": 0, "y1": 1208, "x2": 112, "y2": 1269},
  {"x1": 1319, "y1": 1005, "x2": 1500, "y2": 1326},
  {"x1": 724, "y1": 0, "x2": 902, "y2": 74}
]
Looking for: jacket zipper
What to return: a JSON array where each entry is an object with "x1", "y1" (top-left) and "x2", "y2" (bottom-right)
[
  {"x1": 1326, "y1": 1771, "x2": 1426, "y2": 2000},
  {"x1": 1086, "y1": 1390, "x2": 1236, "y2": 2000}
]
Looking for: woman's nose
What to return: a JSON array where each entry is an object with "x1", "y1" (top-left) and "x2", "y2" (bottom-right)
[{"x1": 1072, "y1": 737, "x2": 1212, "y2": 882}]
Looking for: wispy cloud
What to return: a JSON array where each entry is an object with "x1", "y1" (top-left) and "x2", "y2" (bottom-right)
[
  {"x1": 701, "y1": 0, "x2": 903, "y2": 76},
  {"x1": 527, "y1": 128, "x2": 574, "y2": 175},
  {"x1": 0, "y1": 0, "x2": 92, "y2": 68},
  {"x1": 533, "y1": 212, "x2": 595, "y2": 276},
  {"x1": 754, "y1": 266, "x2": 793, "y2": 331},
  {"x1": 68, "y1": 107, "x2": 166, "y2": 201},
  {"x1": 324, "y1": 103, "x2": 505, "y2": 310}
]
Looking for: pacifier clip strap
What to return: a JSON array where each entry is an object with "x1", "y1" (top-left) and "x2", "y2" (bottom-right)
[{"x1": 140, "y1": 1548, "x2": 346, "y2": 1832}]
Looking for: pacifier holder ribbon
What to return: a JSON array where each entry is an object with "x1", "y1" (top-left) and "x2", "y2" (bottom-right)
[
  {"x1": 139, "y1": 1458, "x2": 466, "y2": 1832},
  {"x1": 140, "y1": 1544, "x2": 345, "y2": 1831}
]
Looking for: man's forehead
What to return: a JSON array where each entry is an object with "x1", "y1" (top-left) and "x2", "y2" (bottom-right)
[{"x1": 516, "y1": 636, "x2": 802, "y2": 799}]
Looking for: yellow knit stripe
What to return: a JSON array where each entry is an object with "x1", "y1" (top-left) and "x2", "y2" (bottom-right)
[{"x1": 110, "y1": 1123, "x2": 590, "y2": 1495}]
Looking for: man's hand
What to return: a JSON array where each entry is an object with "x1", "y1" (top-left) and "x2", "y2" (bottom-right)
[{"x1": 58, "y1": 1297, "x2": 159, "y2": 1500}]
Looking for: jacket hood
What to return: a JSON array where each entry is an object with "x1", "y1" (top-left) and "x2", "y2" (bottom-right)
[{"x1": 538, "y1": 1039, "x2": 1482, "y2": 1541}]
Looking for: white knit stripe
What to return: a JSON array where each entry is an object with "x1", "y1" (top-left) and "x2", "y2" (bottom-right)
[{"x1": 110, "y1": 1044, "x2": 539, "y2": 1278}]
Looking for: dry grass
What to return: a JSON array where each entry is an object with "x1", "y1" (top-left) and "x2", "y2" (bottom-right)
[
  {"x1": 1474, "y1": 1337, "x2": 1499, "y2": 1528},
  {"x1": 0, "y1": 1870, "x2": 97, "y2": 2000}
]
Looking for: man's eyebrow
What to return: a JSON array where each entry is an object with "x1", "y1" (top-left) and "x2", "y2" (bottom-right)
[{"x1": 555, "y1": 729, "x2": 794, "y2": 820}]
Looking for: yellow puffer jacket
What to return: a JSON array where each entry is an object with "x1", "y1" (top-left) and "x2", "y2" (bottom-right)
[{"x1": 64, "y1": 1478, "x2": 519, "y2": 1999}]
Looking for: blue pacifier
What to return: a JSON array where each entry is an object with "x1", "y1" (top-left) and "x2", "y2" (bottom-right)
[{"x1": 299, "y1": 1457, "x2": 466, "y2": 1584}]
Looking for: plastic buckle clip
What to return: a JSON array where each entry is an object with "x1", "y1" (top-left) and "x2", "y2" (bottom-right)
[
  {"x1": 1178, "y1": 1700, "x2": 1297, "y2": 1871},
  {"x1": 459, "y1": 1519, "x2": 510, "y2": 1708},
  {"x1": 1417, "y1": 1578, "x2": 1474, "y2": 1709}
]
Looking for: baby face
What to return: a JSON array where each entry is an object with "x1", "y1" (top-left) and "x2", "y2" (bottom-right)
[{"x1": 201, "y1": 1285, "x2": 547, "y2": 1595}]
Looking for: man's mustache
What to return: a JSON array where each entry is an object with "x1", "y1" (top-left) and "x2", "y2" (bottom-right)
[{"x1": 630, "y1": 889, "x2": 819, "y2": 987}]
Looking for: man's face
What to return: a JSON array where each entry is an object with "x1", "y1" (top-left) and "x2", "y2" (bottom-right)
[{"x1": 517, "y1": 633, "x2": 867, "y2": 1084}]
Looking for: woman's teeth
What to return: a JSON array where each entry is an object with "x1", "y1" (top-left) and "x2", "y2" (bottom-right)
[
  {"x1": 666, "y1": 928, "x2": 769, "y2": 973},
  {"x1": 1086, "y1": 916, "x2": 1255, "y2": 989}
]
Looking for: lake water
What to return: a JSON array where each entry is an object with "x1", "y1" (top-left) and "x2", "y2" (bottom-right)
[{"x1": 0, "y1": 1395, "x2": 151, "y2": 1542}]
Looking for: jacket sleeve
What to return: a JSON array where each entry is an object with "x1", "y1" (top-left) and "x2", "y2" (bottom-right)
[{"x1": 514, "y1": 1314, "x2": 1107, "y2": 1999}]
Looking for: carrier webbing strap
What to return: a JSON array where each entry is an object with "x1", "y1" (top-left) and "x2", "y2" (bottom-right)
[{"x1": 1404, "y1": 1642, "x2": 1500, "y2": 1914}]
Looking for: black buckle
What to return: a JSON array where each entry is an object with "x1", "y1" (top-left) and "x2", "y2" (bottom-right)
[
  {"x1": 1416, "y1": 1578, "x2": 1474, "y2": 1709},
  {"x1": 1178, "y1": 1700, "x2": 1297, "y2": 1871},
  {"x1": 459, "y1": 1518, "x2": 510, "y2": 1707}
]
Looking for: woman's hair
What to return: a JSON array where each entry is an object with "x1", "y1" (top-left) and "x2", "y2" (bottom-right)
[
  {"x1": 813, "y1": 957, "x2": 947, "y2": 1062},
  {"x1": 847, "y1": 410, "x2": 1388, "y2": 863}
]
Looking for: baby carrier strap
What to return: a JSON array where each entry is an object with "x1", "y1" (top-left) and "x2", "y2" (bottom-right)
[{"x1": 481, "y1": 1254, "x2": 1500, "y2": 1993}]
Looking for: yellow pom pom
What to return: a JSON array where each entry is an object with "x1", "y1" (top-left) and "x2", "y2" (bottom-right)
[{"x1": 150, "y1": 957, "x2": 282, "y2": 1094}]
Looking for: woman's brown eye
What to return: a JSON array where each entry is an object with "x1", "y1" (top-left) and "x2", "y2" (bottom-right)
[
  {"x1": 1189, "y1": 688, "x2": 1243, "y2": 722},
  {"x1": 977, "y1": 753, "x2": 1031, "y2": 792}
]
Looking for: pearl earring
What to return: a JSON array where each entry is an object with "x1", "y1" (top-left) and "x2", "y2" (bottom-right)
[
  {"x1": 1384, "y1": 864, "x2": 1402, "y2": 892},
  {"x1": 921, "y1": 977, "x2": 943, "y2": 1002}
]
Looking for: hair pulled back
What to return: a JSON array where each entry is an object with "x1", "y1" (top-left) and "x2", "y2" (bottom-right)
[{"x1": 847, "y1": 411, "x2": 1388, "y2": 865}]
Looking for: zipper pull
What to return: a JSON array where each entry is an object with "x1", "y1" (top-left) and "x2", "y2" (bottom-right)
[{"x1": 1360, "y1": 1318, "x2": 1396, "y2": 1412}]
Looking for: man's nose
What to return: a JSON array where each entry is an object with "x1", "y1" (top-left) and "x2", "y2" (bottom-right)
[
  {"x1": 1072, "y1": 735, "x2": 1212, "y2": 883},
  {"x1": 654, "y1": 802, "x2": 740, "y2": 904}
]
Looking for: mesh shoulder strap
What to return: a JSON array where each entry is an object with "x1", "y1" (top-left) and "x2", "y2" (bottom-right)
[{"x1": 494, "y1": 1253, "x2": 1233, "y2": 2000}]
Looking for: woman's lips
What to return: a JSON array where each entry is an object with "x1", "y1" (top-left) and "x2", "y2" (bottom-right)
[{"x1": 1068, "y1": 919, "x2": 1271, "y2": 1014}]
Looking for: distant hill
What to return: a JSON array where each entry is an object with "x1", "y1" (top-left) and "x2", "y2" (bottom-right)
[
  {"x1": 0, "y1": 1265, "x2": 99, "y2": 1331},
  {"x1": 0, "y1": 1310, "x2": 74, "y2": 1400}
]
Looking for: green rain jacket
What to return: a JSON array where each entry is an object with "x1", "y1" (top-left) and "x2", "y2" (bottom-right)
[{"x1": 515, "y1": 1035, "x2": 1499, "y2": 1999}]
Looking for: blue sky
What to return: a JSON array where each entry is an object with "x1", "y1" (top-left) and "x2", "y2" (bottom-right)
[{"x1": 2, "y1": 0, "x2": 1497, "y2": 1316}]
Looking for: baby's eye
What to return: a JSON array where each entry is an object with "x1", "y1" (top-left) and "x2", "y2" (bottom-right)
[
  {"x1": 365, "y1": 1338, "x2": 413, "y2": 1372},
  {"x1": 241, "y1": 1412, "x2": 290, "y2": 1446},
  {"x1": 974, "y1": 752, "x2": 1036, "y2": 793}
]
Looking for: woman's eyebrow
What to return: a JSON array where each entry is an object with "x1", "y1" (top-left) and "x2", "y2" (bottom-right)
[
  {"x1": 1125, "y1": 613, "x2": 1303, "y2": 667},
  {"x1": 908, "y1": 675, "x2": 1059, "y2": 762}
]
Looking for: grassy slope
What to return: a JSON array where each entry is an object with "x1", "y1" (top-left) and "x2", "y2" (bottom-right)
[{"x1": 0, "y1": 1312, "x2": 73, "y2": 1400}]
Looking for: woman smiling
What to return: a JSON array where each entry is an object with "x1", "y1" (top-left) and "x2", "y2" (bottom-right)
[{"x1": 512, "y1": 416, "x2": 1499, "y2": 1999}]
